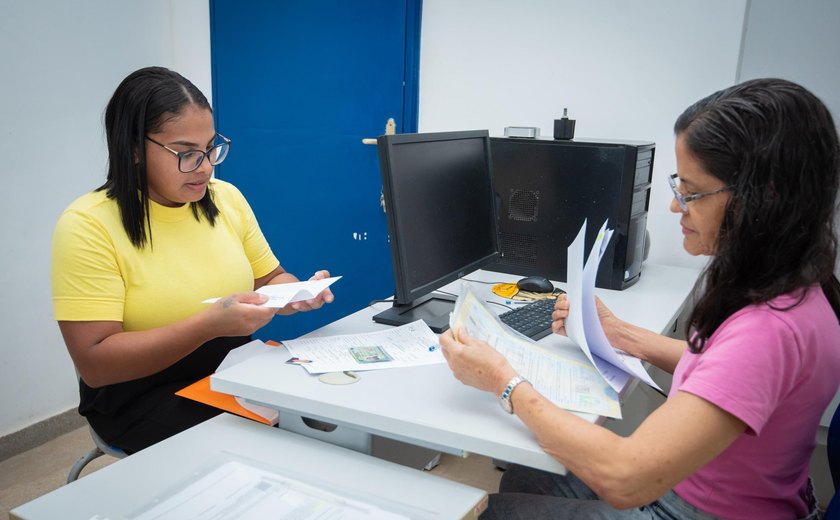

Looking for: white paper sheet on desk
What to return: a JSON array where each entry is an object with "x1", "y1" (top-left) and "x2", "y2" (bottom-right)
[
  {"x1": 128, "y1": 458, "x2": 408, "y2": 520},
  {"x1": 282, "y1": 320, "x2": 443, "y2": 374},
  {"x1": 450, "y1": 285, "x2": 621, "y2": 419},
  {"x1": 203, "y1": 276, "x2": 341, "y2": 308},
  {"x1": 566, "y1": 220, "x2": 661, "y2": 393},
  {"x1": 216, "y1": 340, "x2": 279, "y2": 425}
]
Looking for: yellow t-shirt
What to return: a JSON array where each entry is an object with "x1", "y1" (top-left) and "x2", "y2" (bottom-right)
[{"x1": 51, "y1": 179, "x2": 279, "y2": 331}]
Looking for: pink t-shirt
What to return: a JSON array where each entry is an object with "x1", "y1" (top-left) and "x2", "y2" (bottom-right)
[{"x1": 672, "y1": 285, "x2": 840, "y2": 520}]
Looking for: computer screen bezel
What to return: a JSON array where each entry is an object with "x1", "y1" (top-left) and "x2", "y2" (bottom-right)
[{"x1": 374, "y1": 129, "x2": 500, "y2": 331}]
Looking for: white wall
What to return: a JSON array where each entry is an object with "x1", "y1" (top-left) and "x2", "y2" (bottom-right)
[
  {"x1": 418, "y1": 0, "x2": 747, "y2": 271},
  {"x1": 0, "y1": 0, "x2": 211, "y2": 436}
]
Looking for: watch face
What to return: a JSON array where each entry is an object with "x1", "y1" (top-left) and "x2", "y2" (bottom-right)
[
  {"x1": 499, "y1": 376, "x2": 524, "y2": 414},
  {"x1": 500, "y1": 396, "x2": 513, "y2": 414}
]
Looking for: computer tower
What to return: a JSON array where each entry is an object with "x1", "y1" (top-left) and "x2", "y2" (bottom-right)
[{"x1": 487, "y1": 136, "x2": 654, "y2": 290}]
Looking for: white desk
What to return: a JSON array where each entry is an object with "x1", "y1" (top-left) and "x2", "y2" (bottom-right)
[
  {"x1": 212, "y1": 264, "x2": 700, "y2": 475},
  {"x1": 10, "y1": 414, "x2": 487, "y2": 520}
]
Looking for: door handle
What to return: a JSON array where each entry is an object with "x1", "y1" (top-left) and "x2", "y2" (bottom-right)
[{"x1": 362, "y1": 117, "x2": 396, "y2": 144}]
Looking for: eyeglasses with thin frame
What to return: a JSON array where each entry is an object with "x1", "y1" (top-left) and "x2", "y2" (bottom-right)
[
  {"x1": 668, "y1": 173, "x2": 732, "y2": 212},
  {"x1": 145, "y1": 133, "x2": 231, "y2": 173}
]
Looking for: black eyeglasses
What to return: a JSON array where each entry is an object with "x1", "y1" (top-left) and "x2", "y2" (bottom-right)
[
  {"x1": 668, "y1": 173, "x2": 732, "y2": 212},
  {"x1": 146, "y1": 133, "x2": 231, "y2": 173}
]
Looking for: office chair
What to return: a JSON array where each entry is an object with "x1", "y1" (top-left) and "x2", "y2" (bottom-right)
[
  {"x1": 825, "y1": 402, "x2": 840, "y2": 519},
  {"x1": 66, "y1": 368, "x2": 127, "y2": 483},
  {"x1": 66, "y1": 425, "x2": 127, "y2": 483}
]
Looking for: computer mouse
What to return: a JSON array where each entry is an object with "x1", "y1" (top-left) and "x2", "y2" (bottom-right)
[{"x1": 516, "y1": 275, "x2": 555, "y2": 293}]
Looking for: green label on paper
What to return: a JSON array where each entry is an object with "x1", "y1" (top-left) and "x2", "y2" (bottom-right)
[{"x1": 349, "y1": 346, "x2": 393, "y2": 364}]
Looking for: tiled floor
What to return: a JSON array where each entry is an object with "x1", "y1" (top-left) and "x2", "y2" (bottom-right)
[
  {"x1": 0, "y1": 423, "x2": 502, "y2": 519},
  {"x1": 0, "y1": 426, "x2": 116, "y2": 519}
]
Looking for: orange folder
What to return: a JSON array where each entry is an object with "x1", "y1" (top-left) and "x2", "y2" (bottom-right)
[{"x1": 176, "y1": 340, "x2": 283, "y2": 425}]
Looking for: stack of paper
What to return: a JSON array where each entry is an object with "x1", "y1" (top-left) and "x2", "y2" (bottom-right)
[
  {"x1": 564, "y1": 220, "x2": 661, "y2": 393},
  {"x1": 448, "y1": 219, "x2": 662, "y2": 418}
]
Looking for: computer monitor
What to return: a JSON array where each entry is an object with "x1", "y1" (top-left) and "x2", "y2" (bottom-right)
[{"x1": 373, "y1": 130, "x2": 500, "y2": 332}]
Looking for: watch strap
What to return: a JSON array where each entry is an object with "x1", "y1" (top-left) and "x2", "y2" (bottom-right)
[{"x1": 500, "y1": 375, "x2": 527, "y2": 414}]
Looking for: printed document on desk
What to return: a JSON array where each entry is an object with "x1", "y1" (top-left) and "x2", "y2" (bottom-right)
[
  {"x1": 450, "y1": 286, "x2": 621, "y2": 418},
  {"x1": 203, "y1": 276, "x2": 341, "y2": 308},
  {"x1": 129, "y1": 456, "x2": 408, "y2": 520},
  {"x1": 565, "y1": 220, "x2": 661, "y2": 393},
  {"x1": 282, "y1": 320, "x2": 444, "y2": 374}
]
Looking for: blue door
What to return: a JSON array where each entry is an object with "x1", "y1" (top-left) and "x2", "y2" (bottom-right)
[{"x1": 210, "y1": 1, "x2": 421, "y2": 341}]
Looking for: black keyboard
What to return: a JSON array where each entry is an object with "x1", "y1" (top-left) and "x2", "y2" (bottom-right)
[{"x1": 499, "y1": 298, "x2": 557, "y2": 340}]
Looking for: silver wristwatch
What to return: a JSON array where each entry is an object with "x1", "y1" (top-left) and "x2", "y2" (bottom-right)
[{"x1": 499, "y1": 375, "x2": 527, "y2": 414}]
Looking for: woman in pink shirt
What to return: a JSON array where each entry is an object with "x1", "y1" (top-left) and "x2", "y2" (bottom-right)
[{"x1": 441, "y1": 78, "x2": 840, "y2": 519}]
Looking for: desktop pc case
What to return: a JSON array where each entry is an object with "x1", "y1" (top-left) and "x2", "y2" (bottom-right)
[{"x1": 487, "y1": 136, "x2": 654, "y2": 290}]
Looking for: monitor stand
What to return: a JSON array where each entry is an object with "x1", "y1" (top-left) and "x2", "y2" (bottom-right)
[{"x1": 372, "y1": 293, "x2": 456, "y2": 333}]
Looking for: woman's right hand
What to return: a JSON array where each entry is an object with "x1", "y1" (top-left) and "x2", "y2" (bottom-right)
[
  {"x1": 594, "y1": 296, "x2": 627, "y2": 349},
  {"x1": 207, "y1": 292, "x2": 278, "y2": 337},
  {"x1": 554, "y1": 293, "x2": 683, "y2": 371},
  {"x1": 552, "y1": 294, "x2": 627, "y2": 350},
  {"x1": 551, "y1": 293, "x2": 570, "y2": 335}
]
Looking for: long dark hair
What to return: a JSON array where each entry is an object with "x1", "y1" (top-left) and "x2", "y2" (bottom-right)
[
  {"x1": 99, "y1": 66, "x2": 219, "y2": 248},
  {"x1": 675, "y1": 78, "x2": 840, "y2": 353}
]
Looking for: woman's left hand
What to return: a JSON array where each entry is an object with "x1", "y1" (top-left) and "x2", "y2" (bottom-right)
[
  {"x1": 439, "y1": 328, "x2": 517, "y2": 395},
  {"x1": 288, "y1": 269, "x2": 335, "y2": 312}
]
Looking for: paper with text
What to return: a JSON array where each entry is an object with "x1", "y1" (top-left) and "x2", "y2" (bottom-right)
[
  {"x1": 203, "y1": 276, "x2": 341, "y2": 308},
  {"x1": 282, "y1": 320, "x2": 444, "y2": 374},
  {"x1": 128, "y1": 459, "x2": 408, "y2": 520},
  {"x1": 449, "y1": 286, "x2": 621, "y2": 419},
  {"x1": 566, "y1": 220, "x2": 661, "y2": 392}
]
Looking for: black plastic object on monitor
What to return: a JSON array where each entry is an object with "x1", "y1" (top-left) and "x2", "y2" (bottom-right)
[{"x1": 373, "y1": 130, "x2": 500, "y2": 332}]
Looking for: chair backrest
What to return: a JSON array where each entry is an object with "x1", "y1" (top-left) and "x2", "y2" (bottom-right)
[
  {"x1": 66, "y1": 368, "x2": 127, "y2": 483},
  {"x1": 72, "y1": 368, "x2": 127, "y2": 458},
  {"x1": 89, "y1": 425, "x2": 127, "y2": 459},
  {"x1": 829, "y1": 402, "x2": 840, "y2": 489},
  {"x1": 825, "y1": 403, "x2": 840, "y2": 519}
]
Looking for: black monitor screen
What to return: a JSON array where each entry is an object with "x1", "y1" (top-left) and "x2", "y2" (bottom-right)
[{"x1": 373, "y1": 130, "x2": 499, "y2": 332}]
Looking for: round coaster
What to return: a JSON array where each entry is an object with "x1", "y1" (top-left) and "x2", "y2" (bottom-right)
[{"x1": 318, "y1": 371, "x2": 360, "y2": 385}]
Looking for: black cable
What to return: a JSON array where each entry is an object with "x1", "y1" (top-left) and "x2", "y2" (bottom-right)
[
  {"x1": 434, "y1": 289, "x2": 457, "y2": 298},
  {"x1": 367, "y1": 298, "x2": 394, "y2": 307},
  {"x1": 485, "y1": 300, "x2": 514, "y2": 311},
  {"x1": 461, "y1": 278, "x2": 509, "y2": 285}
]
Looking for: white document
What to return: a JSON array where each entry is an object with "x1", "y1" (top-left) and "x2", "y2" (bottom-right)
[
  {"x1": 128, "y1": 459, "x2": 408, "y2": 520},
  {"x1": 282, "y1": 320, "x2": 444, "y2": 374},
  {"x1": 216, "y1": 340, "x2": 280, "y2": 425},
  {"x1": 565, "y1": 220, "x2": 661, "y2": 392},
  {"x1": 204, "y1": 276, "x2": 341, "y2": 308},
  {"x1": 450, "y1": 286, "x2": 621, "y2": 419}
]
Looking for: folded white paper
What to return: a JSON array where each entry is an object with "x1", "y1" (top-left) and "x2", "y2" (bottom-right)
[{"x1": 203, "y1": 276, "x2": 341, "y2": 308}]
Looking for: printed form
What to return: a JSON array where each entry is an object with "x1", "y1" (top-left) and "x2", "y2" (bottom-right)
[
  {"x1": 127, "y1": 457, "x2": 408, "y2": 520},
  {"x1": 281, "y1": 320, "x2": 444, "y2": 374},
  {"x1": 449, "y1": 286, "x2": 621, "y2": 419}
]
